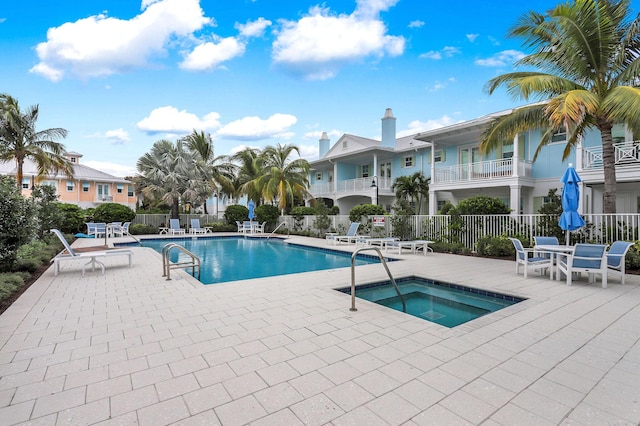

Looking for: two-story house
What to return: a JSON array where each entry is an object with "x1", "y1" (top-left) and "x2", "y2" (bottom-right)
[
  {"x1": 310, "y1": 107, "x2": 640, "y2": 215},
  {"x1": 0, "y1": 151, "x2": 137, "y2": 209}
]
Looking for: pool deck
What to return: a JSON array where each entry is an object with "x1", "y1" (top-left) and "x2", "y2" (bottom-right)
[{"x1": 1, "y1": 234, "x2": 640, "y2": 425}]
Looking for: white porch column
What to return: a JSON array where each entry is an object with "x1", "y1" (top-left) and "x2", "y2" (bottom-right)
[
  {"x1": 509, "y1": 184, "x2": 521, "y2": 216},
  {"x1": 575, "y1": 135, "x2": 583, "y2": 171},
  {"x1": 333, "y1": 161, "x2": 338, "y2": 192},
  {"x1": 429, "y1": 190, "x2": 437, "y2": 215},
  {"x1": 430, "y1": 142, "x2": 436, "y2": 184},
  {"x1": 512, "y1": 134, "x2": 519, "y2": 177},
  {"x1": 372, "y1": 153, "x2": 378, "y2": 180}
]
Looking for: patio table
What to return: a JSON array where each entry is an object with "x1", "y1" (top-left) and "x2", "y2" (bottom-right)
[{"x1": 534, "y1": 244, "x2": 575, "y2": 280}]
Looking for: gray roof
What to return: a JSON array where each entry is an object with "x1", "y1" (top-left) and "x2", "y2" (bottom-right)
[{"x1": 0, "y1": 158, "x2": 129, "y2": 183}]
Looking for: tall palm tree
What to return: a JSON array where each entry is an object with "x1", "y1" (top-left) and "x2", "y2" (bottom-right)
[
  {"x1": 258, "y1": 143, "x2": 311, "y2": 214},
  {"x1": 135, "y1": 139, "x2": 198, "y2": 219},
  {"x1": 0, "y1": 94, "x2": 73, "y2": 189},
  {"x1": 479, "y1": 0, "x2": 640, "y2": 213},
  {"x1": 392, "y1": 172, "x2": 430, "y2": 214},
  {"x1": 232, "y1": 147, "x2": 265, "y2": 204},
  {"x1": 182, "y1": 130, "x2": 235, "y2": 213}
]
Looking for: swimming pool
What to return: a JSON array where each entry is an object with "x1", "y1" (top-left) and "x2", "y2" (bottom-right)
[
  {"x1": 128, "y1": 236, "x2": 382, "y2": 284},
  {"x1": 337, "y1": 276, "x2": 525, "y2": 327}
]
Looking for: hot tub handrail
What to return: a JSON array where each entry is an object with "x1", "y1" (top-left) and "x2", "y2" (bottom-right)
[
  {"x1": 350, "y1": 247, "x2": 405, "y2": 313},
  {"x1": 266, "y1": 221, "x2": 287, "y2": 239},
  {"x1": 162, "y1": 243, "x2": 201, "y2": 281}
]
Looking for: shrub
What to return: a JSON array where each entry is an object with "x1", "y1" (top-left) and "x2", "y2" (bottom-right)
[
  {"x1": 255, "y1": 204, "x2": 280, "y2": 229},
  {"x1": 349, "y1": 204, "x2": 385, "y2": 223},
  {"x1": 14, "y1": 257, "x2": 43, "y2": 273},
  {"x1": 329, "y1": 206, "x2": 340, "y2": 215},
  {"x1": 0, "y1": 176, "x2": 35, "y2": 271},
  {"x1": 453, "y1": 196, "x2": 511, "y2": 215},
  {"x1": 290, "y1": 206, "x2": 315, "y2": 216},
  {"x1": 224, "y1": 205, "x2": 249, "y2": 225},
  {"x1": 129, "y1": 224, "x2": 157, "y2": 235},
  {"x1": 58, "y1": 203, "x2": 87, "y2": 234},
  {"x1": 390, "y1": 199, "x2": 414, "y2": 241},
  {"x1": 93, "y1": 203, "x2": 136, "y2": 223},
  {"x1": 203, "y1": 222, "x2": 237, "y2": 232},
  {"x1": 0, "y1": 273, "x2": 24, "y2": 302},
  {"x1": 31, "y1": 185, "x2": 64, "y2": 238},
  {"x1": 476, "y1": 236, "x2": 515, "y2": 257}
]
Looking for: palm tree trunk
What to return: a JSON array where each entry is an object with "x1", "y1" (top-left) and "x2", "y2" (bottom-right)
[
  {"x1": 16, "y1": 158, "x2": 24, "y2": 190},
  {"x1": 599, "y1": 122, "x2": 617, "y2": 214}
]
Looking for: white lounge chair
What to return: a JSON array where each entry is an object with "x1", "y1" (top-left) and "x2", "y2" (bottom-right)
[
  {"x1": 557, "y1": 243, "x2": 608, "y2": 288},
  {"x1": 169, "y1": 219, "x2": 185, "y2": 235},
  {"x1": 509, "y1": 237, "x2": 554, "y2": 279},
  {"x1": 384, "y1": 240, "x2": 434, "y2": 256},
  {"x1": 190, "y1": 218, "x2": 209, "y2": 234},
  {"x1": 333, "y1": 223, "x2": 362, "y2": 245},
  {"x1": 50, "y1": 229, "x2": 133, "y2": 276},
  {"x1": 606, "y1": 241, "x2": 634, "y2": 284}
]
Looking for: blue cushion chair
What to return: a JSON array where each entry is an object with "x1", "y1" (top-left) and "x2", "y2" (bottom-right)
[
  {"x1": 606, "y1": 241, "x2": 634, "y2": 285},
  {"x1": 509, "y1": 238, "x2": 553, "y2": 279}
]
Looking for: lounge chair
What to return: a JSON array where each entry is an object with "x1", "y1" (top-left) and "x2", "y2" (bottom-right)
[
  {"x1": 333, "y1": 223, "x2": 362, "y2": 245},
  {"x1": 606, "y1": 241, "x2": 634, "y2": 285},
  {"x1": 509, "y1": 237, "x2": 554, "y2": 279},
  {"x1": 385, "y1": 240, "x2": 435, "y2": 256},
  {"x1": 190, "y1": 218, "x2": 209, "y2": 234},
  {"x1": 556, "y1": 243, "x2": 608, "y2": 288},
  {"x1": 169, "y1": 219, "x2": 185, "y2": 235},
  {"x1": 50, "y1": 229, "x2": 133, "y2": 276}
]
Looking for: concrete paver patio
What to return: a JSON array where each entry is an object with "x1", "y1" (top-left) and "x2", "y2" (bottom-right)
[{"x1": 1, "y1": 234, "x2": 640, "y2": 425}]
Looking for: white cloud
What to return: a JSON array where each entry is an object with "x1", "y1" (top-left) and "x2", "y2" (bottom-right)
[
  {"x1": 83, "y1": 160, "x2": 137, "y2": 178},
  {"x1": 30, "y1": 0, "x2": 210, "y2": 81},
  {"x1": 397, "y1": 115, "x2": 459, "y2": 137},
  {"x1": 180, "y1": 36, "x2": 245, "y2": 71},
  {"x1": 272, "y1": 1, "x2": 404, "y2": 80},
  {"x1": 466, "y1": 33, "x2": 479, "y2": 42},
  {"x1": 229, "y1": 144, "x2": 260, "y2": 155},
  {"x1": 303, "y1": 130, "x2": 342, "y2": 140},
  {"x1": 235, "y1": 17, "x2": 272, "y2": 38},
  {"x1": 0, "y1": 18, "x2": 6, "y2": 24},
  {"x1": 105, "y1": 128, "x2": 130, "y2": 145},
  {"x1": 420, "y1": 46, "x2": 459, "y2": 60},
  {"x1": 488, "y1": 36, "x2": 500, "y2": 46},
  {"x1": 408, "y1": 20, "x2": 424, "y2": 28},
  {"x1": 475, "y1": 49, "x2": 525, "y2": 67},
  {"x1": 216, "y1": 113, "x2": 297, "y2": 141},
  {"x1": 298, "y1": 144, "x2": 320, "y2": 160},
  {"x1": 137, "y1": 106, "x2": 221, "y2": 134},
  {"x1": 428, "y1": 77, "x2": 456, "y2": 92}
]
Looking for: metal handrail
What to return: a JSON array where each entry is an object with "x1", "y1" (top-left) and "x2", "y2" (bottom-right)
[
  {"x1": 267, "y1": 222, "x2": 287, "y2": 239},
  {"x1": 162, "y1": 243, "x2": 201, "y2": 281},
  {"x1": 350, "y1": 247, "x2": 405, "y2": 313}
]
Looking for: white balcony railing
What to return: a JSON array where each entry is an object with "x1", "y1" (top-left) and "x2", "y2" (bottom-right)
[
  {"x1": 582, "y1": 141, "x2": 640, "y2": 170},
  {"x1": 310, "y1": 176, "x2": 392, "y2": 197},
  {"x1": 96, "y1": 195, "x2": 113, "y2": 202},
  {"x1": 433, "y1": 158, "x2": 532, "y2": 184}
]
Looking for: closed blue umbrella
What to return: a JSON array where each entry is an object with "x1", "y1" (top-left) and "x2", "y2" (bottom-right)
[
  {"x1": 559, "y1": 163, "x2": 585, "y2": 245},
  {"x1": 248, "y1": 200, "x2": 255, "y2": 221}
]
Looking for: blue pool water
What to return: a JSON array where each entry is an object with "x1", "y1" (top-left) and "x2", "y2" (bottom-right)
[
  {"x1": 129, "y1": 237, "x2": 381, "y2": 284},
  {"x1": 338, "y1": 276, "x2": 525, "y2": 328}
]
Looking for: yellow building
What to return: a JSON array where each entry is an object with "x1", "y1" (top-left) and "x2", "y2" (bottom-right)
[{"x1": 0, "y1": 151, "x2": 136, "y2": 209}]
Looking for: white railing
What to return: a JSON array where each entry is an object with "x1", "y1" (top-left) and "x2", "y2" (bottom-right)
[
  {"x1": 310, "y1": 176, "x2": 392, "y2": 196},
  {"x1": 433, "y1": 158, "x2": 532, "y2": 184},
  {"x1": 582, "y1": 141, "x2": 640, "y2": 170},
  {"x1": 277, "y1": 213, "x2": 640, "y2": 250},
  {"x1": 96, "y1": 195, "x2": 113, "y2": 202}
]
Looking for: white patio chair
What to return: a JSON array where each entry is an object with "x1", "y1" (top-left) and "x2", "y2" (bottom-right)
[
  {"x1": 508, "y1": 237, "x2": 553, "y2": 279},
  {"x1": 607, "y1": 241, "x2": 634, "y2": 285},
  {"x1": 556, "y1": 243, "x2": 608, "y2": 288}
]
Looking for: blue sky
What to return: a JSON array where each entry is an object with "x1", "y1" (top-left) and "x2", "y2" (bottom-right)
[{"x1": 0, "y1": 0, "x2": 608, "y2": 177}]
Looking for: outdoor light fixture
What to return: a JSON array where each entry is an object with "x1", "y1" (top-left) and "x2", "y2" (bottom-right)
[{"x1": 371, "y1": 176, "x2": 379, "y2": 206}]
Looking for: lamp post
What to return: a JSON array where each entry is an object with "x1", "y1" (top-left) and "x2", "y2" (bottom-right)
[
  {"x1": 213, "y1": 193, "x2": 218, "y2": 218},
  {"x1": 370, "y1": 176, "x2": 379, "y2": 206}
]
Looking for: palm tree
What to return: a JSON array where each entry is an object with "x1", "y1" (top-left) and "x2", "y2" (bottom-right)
[
  {"x1": 392, "y1": 172, "x2": 430, "y2": 214},
  {"x1": 479, "y1": 0, "x2": 640, "y2": 213},
  {"x1": 182, "y1": 130, "x2": 235, "y2": 213},
  {"x1": 0, "y1": 94, "x2": 73, "y2": 189},
  {"x1": 257, "y1": 143, "x2": 311, "y2": 214},
  {"x1": 232, "y1": 147, "x2": 265, "y2": 204},
  {"x1": 135, "y1": 139, "x2": 198, "y2": 219}
]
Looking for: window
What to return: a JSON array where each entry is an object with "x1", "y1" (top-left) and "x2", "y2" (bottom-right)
[
  {"x1": 42, "y1": 180, "x2": 56, "y2": 188},
  {"x1": 502, "y1": 141, "x2": 514, "y2": 159},
  {"x1": 82, "y1": 182, "x2": 90, "y2": 192},
  {"x1": 360, "y1": 164, "x2": 370, "y2": 178},
  {"x1": 22, "y1": 178, "x2": 30, "y2": 189},
  {"x1": 66, "y1": 181, "x2": 74, "y2": 191},
  {"x1": 380, "y1": 162, "x2": 391, "y2": 178},
  {"x1": 328, "y1": 171, "x2": 333, "y2": 183},
  {"x1": 70, "y1": 157, "x2": 77, "y2": 163},
  {"x1": 315, "y1": 172, "x2": 323, "y2": 181},
  {"x1": 128, "y1": 185, "x2": 134, "y2": 197},
  {"x1": 612, "y1": 123, "x2": 626, "y2": 143},
  {"x1": 551, "y1": 126, "x2": 567, "y2": 143},
  {"x1": 433, "y1": 149, "x2": 446, "y2": 163},
  {"x1": 116, "y1": 183, "x2": 124, "y2": 194},
  {"x1": 342, "y1": 141, "x2": 348, "y2": 149},
  {"x1": 403, "y1": 156, "x2": 414, "y2": 168}
]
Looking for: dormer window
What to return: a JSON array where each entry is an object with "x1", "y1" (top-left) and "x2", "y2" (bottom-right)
[
  {"x1": 70, "y1": 157, "x2": 77, "y2": 163},
  {"x1": 342, "y1": 141, "x2": 348, "y2": 149}
]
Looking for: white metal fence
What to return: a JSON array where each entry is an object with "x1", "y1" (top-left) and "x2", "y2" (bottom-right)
[{"x1": 132, "y1": 213, "x2": 640, "y2": 250}]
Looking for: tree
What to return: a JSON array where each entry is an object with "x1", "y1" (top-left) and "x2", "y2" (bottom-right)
[
  {"x1": 135, "y1": 139, "x2": 198, "y2": 219},
  {"x1": 0, "y1": 176, "x2": 35, "y2": 270},
  {"x1": 391, "y1": 172, "x2": 430, "y2": 214},
  {"x1": 257, "y1": 143, "x2": 311, "y2": 214},
  {"x1": 480, "y1": 0, "x2": 640, "y2": 213},
  {"x1": 232, "y1": 148, "x2": 265, "y2": 205},
  {"x1": 182, "y1": 130, "x2": 235, "y2": 213},
  {"x1": 0, "y1": 94, "x2": 73, "y2": 189}
]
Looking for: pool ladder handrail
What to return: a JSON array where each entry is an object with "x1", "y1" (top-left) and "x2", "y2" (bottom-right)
[
  {"x1": 162, "y1": 243, "x2": 201, "y2": 281},
  {"x1": 350, "y1": 247, "x2": 406, "y2": 313},
  {"x1": 266, "y1": 221, "x2": 287, "y2": 239}
]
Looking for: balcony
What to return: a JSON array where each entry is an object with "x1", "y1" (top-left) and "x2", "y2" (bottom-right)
[
  {"x1": 433, "y1": 158, "x2": 532, "y2": 184},
  {"x1": 582, "y1": 141, "x2": 640, "y2": 170},
  {"x1": 310, "y1": 176, "x2": 392, "y2": 198},
  {"x1": 96, "y1": 195, "x2": 113, "y2": 202}
]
